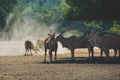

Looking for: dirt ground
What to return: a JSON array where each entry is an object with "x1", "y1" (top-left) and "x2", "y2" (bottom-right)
[{"x1": 0, "y1": 51, "x2": 120, "y2": 80}]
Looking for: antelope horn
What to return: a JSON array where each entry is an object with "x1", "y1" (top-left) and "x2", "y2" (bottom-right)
[
  {"x1": 50, "y1": 29, "x2": 52, "y2": 34},
  {"x1": 60, "y1": 30, "x2": 67, "y2": 36}
]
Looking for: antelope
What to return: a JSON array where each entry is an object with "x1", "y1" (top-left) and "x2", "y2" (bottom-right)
[
  {"x1": 56, "y1": 31, "x2": 94, "y2": 61},
  {"x1": 24, "y1": 40, "x2": 38, "y2": 56},
  {"x1": 36, "y1": 38, "x2": 45, "y2": 53},
  {"x1": 44, "y1": 32, "x2": 58, "y2": 62},
  {"x1": 82, "y1": 30, "x2": 120, "y2": 60}
]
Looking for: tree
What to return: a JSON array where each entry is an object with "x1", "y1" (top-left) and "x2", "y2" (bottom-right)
[
  {"x1": 0, "y1": 0, "x2": 17, "y2": 29},
  {"x1": 65, "y1": 0, "x2": 120, "y2": 21}
]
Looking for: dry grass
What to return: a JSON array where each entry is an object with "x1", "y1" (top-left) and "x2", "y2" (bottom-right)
[{"x1": 0, "y1": 50, "x2": 119, "y2": 80}]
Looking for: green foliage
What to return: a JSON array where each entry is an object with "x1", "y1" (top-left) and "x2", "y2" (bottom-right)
[
  {"x1": 108, "y1": 22, "x2": 120, "y2": 33},
  {"x1": 14, "y1": 0, "x2": 67, "y2": 24},
  {"x1": 109, "y1": 27, "x2": 120, "y2": 33},
  {"x1": 69, "y1": 30, "x2": 82, "y2": 36},
  {"x1": 64, "y1": 0, "x2": 120, "y2": 34},
  {"x1": 1, "y1": 0, "x2": 120, "y2": 35},
  {"x1": 0, "y1": 7, "x2": 6, "y2": 28},
  {"x1": 0, "y1": 0, "x2": 17, "y2": 29},
  {"x1": 83, "y1": 21, "x2": 103, "y2": 30},
  {"x1": 65, "y1": 0, "x2": 120, "y2": 20}
]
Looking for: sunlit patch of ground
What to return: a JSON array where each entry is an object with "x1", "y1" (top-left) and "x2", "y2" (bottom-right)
[
  {"x1": 0, "y1": 53, "x2": 119, "y2": 80},
  {"x1": 0, "y1": 41, "x2": 69, "y2": 56},
  {"x1": 0, "y1": 41, "x2": 120, "y2": 80}
]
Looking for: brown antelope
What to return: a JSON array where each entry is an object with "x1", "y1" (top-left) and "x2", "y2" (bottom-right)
[
  {"x1": 56, "y1": 31, "x2": 94, "y2": 61},
  {"x1": 44, "y1": 32, "x2": 58, "y2": 62},
  {"x1": 36, "y1": 38, "x2": 45, "y2": 53},
  {"x1": 82, "y1": 30, "x2": 120, "y2": 60},
  {"x1": 24, "y1": 40, "x2": 38, "y2": 56}
]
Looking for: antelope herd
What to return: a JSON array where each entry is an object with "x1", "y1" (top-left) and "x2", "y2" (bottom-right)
[{"x1": 24, "y1": 30, "x2": 120, "y2": 62}]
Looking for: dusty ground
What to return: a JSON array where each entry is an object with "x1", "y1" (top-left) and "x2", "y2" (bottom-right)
[{"x1": 0, "y1": 51, "x2": 119, "y2": 80}]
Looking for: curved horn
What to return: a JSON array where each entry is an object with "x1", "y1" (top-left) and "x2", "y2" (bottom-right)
[{"x1": 59, "y1": 30, "x2": 67, "y2": 36}]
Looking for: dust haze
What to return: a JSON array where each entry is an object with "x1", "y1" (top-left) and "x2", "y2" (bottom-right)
[
  {"x1": 0, "y1": 6, "x2": 69, "y2": 56},
  {"x1": 1, "y1": 14, "x2": 58, "y2": 41}
]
